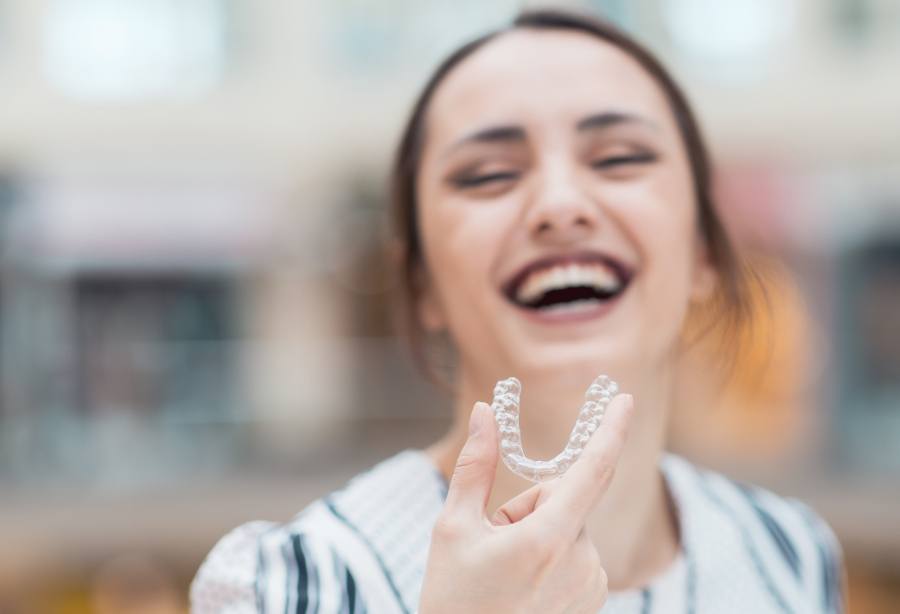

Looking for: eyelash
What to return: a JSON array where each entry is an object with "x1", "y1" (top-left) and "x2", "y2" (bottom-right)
[
  {"x1": 451, "y1": 152, "x2": 658, "y2": 189},
  {"x1": 452, "y1": 171, "x2": 519, "y2": 188},
  {"x1": 590, "y1": 152, "x2": 657, "y2": 169}
]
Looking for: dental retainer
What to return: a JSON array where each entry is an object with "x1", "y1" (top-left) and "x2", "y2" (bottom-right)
[{"x1": 491, "y1": 375, "x2": 619, "y2": 482}]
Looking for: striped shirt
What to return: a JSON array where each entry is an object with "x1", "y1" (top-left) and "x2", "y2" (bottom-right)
[{"x1": 191, "y1": 449, "x2": 845, "y2": 613}]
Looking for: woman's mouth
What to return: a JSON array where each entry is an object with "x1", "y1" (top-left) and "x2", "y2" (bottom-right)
[{"x1": 501, "y1": 253, "x2": 633, "y2": 319}]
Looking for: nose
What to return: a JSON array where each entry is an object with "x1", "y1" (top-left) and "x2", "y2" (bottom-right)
[{"x1": 525, "y1": 160, "x2": 598, "y2": 244}]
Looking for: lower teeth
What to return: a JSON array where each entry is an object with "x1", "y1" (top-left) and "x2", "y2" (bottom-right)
[{"x1": 537, "y1": 298, "x2": 602, "y2": 312}]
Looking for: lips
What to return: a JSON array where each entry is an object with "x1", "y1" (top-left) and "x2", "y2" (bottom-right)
[{"x1": 501, "y1": 252, "x2": 633, "y2": 313}]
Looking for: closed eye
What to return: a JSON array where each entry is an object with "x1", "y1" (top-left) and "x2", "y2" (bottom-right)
[
  {"x1": 451, "y1": 171, "x2": 520, "y2": 189},
  {"x1": 590, "y1": 152, "x2": 657, "y2": 170}
]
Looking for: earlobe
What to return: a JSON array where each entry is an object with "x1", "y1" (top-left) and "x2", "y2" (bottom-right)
[
  {"x1": 417, "y1": 280, "x2": 448, "y2": 333},
  {"x1": 690, "y1": 240, "x2": 718, "y2": 303},
  {"x1": 690, "y1": 264, "x2": 718, "y2": 303},
  {"x1": 419, "y1": 296, "x2": 446, "y2": 332}
]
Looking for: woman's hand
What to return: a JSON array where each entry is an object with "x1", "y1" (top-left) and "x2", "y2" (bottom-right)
[{"x1": 418, "y1": 393, "x2": 634, "y2": 614}]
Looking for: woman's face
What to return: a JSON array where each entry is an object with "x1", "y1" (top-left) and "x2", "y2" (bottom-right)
[{"x1": 415, "y1": 30, "x2": 714, "y2": 385}]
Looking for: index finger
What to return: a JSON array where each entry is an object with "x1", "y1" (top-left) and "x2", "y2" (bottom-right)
[{"x1": 530, "y1": 393, "x2": 634, "y2": 536}]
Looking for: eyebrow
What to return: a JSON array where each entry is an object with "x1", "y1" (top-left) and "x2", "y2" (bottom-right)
[
  {"x1": 444, "y1": 111, "x2": 657, "y2": 157},
  {"x1": 446, "y1": 125, "x2": 526, "y2": 154},
  {"x1": 575, "y1": 111, "x2": 657, "y2": 132}
]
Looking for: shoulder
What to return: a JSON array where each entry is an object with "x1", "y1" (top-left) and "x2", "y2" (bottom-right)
[
  {"x1": 190, "y1": 520, "x2": 275, "y2": 613},
  {"x1": 191, "y1": 507, "x2": 370, "y2": 614},
  {"x1": 190, "y1": 449, "x2": 444, "y2": 614},
  {"x1": 663, "y1": 453, "x2": 846, "y2": 613}
]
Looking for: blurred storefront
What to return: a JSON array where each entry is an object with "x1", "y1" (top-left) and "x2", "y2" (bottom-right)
[{"x1": 0, "y1": 1, "x2": 898, "y2": 612}]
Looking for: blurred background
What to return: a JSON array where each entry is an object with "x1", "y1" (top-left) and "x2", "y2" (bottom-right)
[{"x1": 0, "y1": 0, "x2": 898, "y2": 612}]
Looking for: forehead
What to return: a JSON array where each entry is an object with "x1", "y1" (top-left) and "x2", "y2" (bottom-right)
[{"x1": 424, "y1": 29, "x2": 673, "y2": 144}]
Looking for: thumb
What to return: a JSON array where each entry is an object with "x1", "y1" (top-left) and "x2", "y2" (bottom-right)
[{"x1": 443, "y1": 402, "x2": 499, "y2": 522}]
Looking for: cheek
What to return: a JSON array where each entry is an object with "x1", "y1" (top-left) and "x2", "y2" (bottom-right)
[
  {"x1": 418, "y1": 194, "x2": 519, "y2": 369},
  {"x1": 418, "y1": 189, "x2": 514, "y2": 317},
  {"x1": 610, "y1": 168, "x2": 699, "y2": 317}
]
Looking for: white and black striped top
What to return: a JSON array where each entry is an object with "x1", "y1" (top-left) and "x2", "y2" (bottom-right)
[{"x1": 191, "y1": 449, "x2": 845, "y2": 613}]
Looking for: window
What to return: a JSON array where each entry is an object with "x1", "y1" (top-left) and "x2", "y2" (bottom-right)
[
  {"x1": 44, "y1": 0, "x2": 232, "y2": 101},
  {"x1": 324, "y1": 0, "x2": 519, "y2": 73},
  {"x1": 660, "y1": 0, "x2": 795, "y2": 81},
  {"x1": 835, "y1": 237, "x2": 900, "y2": 472}
]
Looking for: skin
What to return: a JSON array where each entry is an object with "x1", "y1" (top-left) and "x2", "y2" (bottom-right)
[{"x1": 414, "y1": 29, "x2": 717, "y2": 611}]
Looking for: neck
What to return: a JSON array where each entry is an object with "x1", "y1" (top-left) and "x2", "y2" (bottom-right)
[{"x1": 425, "y1": 364, "x2": 681, "y2": 590}]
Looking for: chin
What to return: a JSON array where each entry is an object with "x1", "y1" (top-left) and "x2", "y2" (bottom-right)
[{"x1": 508, "y1": 337, "x2": 633, "y2": 385}]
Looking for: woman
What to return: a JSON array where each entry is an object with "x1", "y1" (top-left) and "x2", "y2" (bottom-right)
[{"x1": 192, "y1": 9, "x2": 845, "y2": 613}]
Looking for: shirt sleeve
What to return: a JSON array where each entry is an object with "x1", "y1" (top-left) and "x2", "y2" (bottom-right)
[
  {"x1": 191, "y1": 520, "x2": 368, "y2": 614},
  {"x1": 191, "y1": 521, "x2": 275, "y2": 614},
  {"x1": 812, "y1": 510, "x2": 847, "y2": 614},
  {"x1": 790, "y1": 500, "x2": 847, "y2": 614}
]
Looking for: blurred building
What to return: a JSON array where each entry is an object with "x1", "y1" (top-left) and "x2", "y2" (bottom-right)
[{"x1": 0, "y1": 1, "x2": 898, "y2": 612}]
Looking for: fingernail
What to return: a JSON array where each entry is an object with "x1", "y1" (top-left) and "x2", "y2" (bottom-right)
[{"x1": 469, "y1": 403, "x2": 486, "y2": 436}]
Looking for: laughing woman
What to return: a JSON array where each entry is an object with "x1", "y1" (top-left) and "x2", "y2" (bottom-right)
[{"x1": 192, "y1": 9, "x2": 845, "y2": 614}]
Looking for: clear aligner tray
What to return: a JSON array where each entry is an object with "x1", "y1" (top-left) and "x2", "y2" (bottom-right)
[{"x1": 491, "y1": 375, "x2": 619, "y2": 482}]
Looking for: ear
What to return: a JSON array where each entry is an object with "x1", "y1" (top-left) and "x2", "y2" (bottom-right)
[
  {"x1": 689, "y1": 236, "x2": 718, "y2": 304},
  {"x1": 415, "y1": 271, "x2": 448, "y2": 333}
]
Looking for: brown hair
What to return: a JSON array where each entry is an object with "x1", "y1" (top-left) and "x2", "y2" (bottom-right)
[{"x1": 390, "y1": 8, "x2": 751, "y2": 381}]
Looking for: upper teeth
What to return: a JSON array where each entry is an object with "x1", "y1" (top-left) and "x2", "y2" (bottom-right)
[{"x1": 516, "y1": 263, "x2": 622, "y2": 304}]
